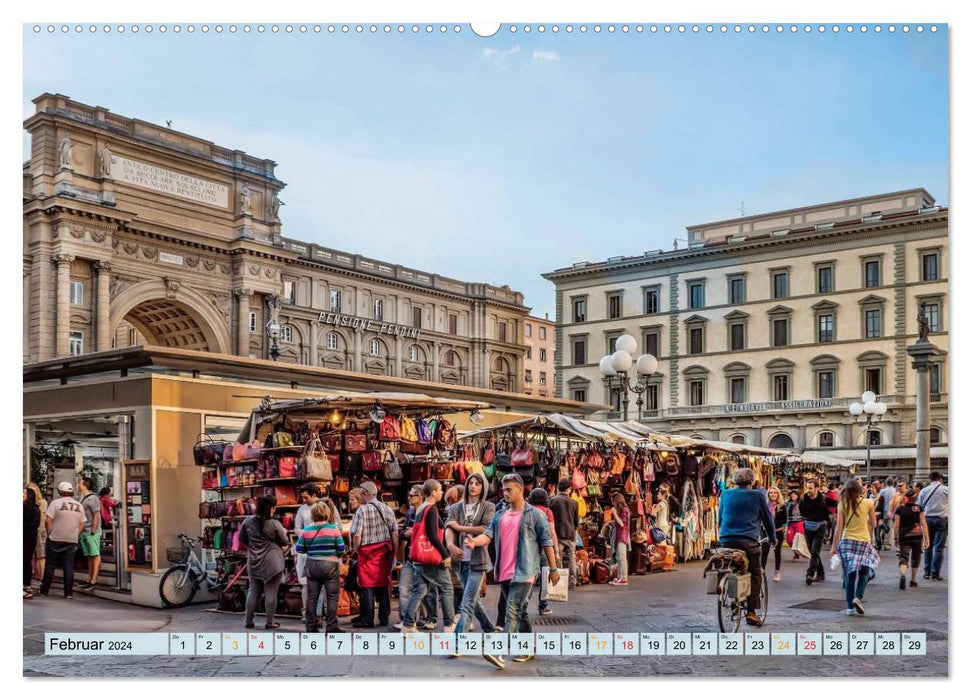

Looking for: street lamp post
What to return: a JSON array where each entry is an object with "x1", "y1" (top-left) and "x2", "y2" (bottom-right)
[
  {"x1": 849, "y1": 391, "x2": 887, "y2": 483},
  {"x1": 598, "y1": 334, "x2": 658, "y2": 422},
  {"x1": 266, "y1": 319, "x2": 282, "y2": 361}
]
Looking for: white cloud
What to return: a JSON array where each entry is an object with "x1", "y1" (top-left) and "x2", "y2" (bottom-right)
[
  {"x1": 532, "y1": 50, "x2": 560, "y2": 62},
  {"x1": 479, "y1": 45, "x2": 522, "y2": 70}
]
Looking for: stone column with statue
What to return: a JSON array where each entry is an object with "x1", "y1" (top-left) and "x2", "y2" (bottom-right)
[{"x1": 907, "y1": 302, "x2": 940, "y2": 482}]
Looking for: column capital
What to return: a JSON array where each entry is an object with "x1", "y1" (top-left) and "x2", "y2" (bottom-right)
[
  {"x1": 93, "y1": 260, "x2": 112, "y2": 273},
  {"x1": 234, "y1": 288, "x2": 255, "y2": 299},
  {"x1": 53, "y1": 253, "x2": 75, "y2": 266}
]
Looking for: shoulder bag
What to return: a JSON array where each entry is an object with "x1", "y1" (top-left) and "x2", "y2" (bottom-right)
[
  {"x1": 344, "y1": 428, "x2": 368, "y2": 453},
  {"x1": 400, "y1": 415, "x2": 419, "y2": 444},
  {"x1": 382, "y1": 450, "x2": 404, "y2": 481},
  {"x1": 302, "y1": 437, "x2": 333, "y2": 482},
  {"x1": 409, "y1": 505, "x2": 444, "y2": 566}
]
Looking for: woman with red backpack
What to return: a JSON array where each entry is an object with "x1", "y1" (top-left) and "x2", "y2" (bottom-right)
[{"x1": 396, "y1": 479, "x2": 455, "y2": 633}]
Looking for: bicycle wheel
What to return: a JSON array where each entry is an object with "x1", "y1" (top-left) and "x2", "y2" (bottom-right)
[
  {"x1": 159, "y1": 565, "x2": 200, "y2": 607},
  {"x1": 756, "y1": 569, "x2": 769, "y2": 624},
  {"x1": 716, "y1": 575, "x2": 742, "y2": 632}
]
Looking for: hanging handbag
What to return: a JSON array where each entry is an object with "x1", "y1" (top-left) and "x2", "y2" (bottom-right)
[
  {"x1": 664, "y1": 454, "x2": 680, "y2": 475},
  {"x1": 611, "y1": 448, "x2": 627, "y2": 475},
  {"x1": 332, "y1": 475, "x2": 350, "y2": 496},
  {"x1": 382, "y1": 450, "x2": 404, "y2": 480},
  {"x1": 416, "y1": 419, "x2": 434, "y2": 444},
  {"x1": 362, "y1": 450, "x2": 383, "y2": 473},
  {"x1": 482, "y1": 460, "x2": 496, "y2": 480},
  {"x1": 378, "y1": 415, "x2": 401, "y2": 442},
  {"x1": 482, "y1": 435, "x2": 496, "y2": 466},
  {"x1": 344, "y1": 428, "x2": 368, "y2": 453},
  {"x1": 319, "y1": 430, "x2": 343, "y2": 453},
  {"x1": 400, "y1": 415, "x2": 419, "y2": 444},
  {"x1": 434, "y1": 419, "x2": 455, "y2": 449},
  {"x1": 571, "y1": 468, "x2": 587, "y2": 491},
  {"x1": 510, "y1": 440, "x2": 536, "y2": 467},
  {"x1": 409, "y1": 505, "x2": 444, "y2": 565},
  {"x1": 302, "y1": 437, "x2": 333, "y2": 482},
  {"x1": 269, "y1": 430, "x2": 293, "y2": 448}
]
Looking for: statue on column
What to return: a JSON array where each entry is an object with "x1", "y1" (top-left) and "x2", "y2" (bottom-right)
[
  {"x1": 238, "y1": 183, "x2": 253, "y2": 216},
  {"x1": 98, "y1": 145, "x2": 113, "y2": 178},
  {"x1": 918, "y1": 302, "x2": 930, "y2": 342},
  {"x1": 58, "y1": 136, "x2": 74, "y2": 169}
]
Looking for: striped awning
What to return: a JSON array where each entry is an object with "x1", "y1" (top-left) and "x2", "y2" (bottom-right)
[{"x1": 821, "y1": 446, "x2": 949, "y2": 461}]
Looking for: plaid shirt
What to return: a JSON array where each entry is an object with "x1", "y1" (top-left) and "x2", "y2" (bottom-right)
[{"x1": 350, "y1": 500, "x2": 396, "y2": 546}]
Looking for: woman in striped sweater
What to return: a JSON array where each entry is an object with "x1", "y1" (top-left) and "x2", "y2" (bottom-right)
[{"x1": 295, "y1": 500, "x2": 347, "y2": 633}]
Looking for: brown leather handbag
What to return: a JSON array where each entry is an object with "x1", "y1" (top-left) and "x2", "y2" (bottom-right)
[
  {"x1": 431, "y1": 462, "x2": 454, "y2": 482},
  {"x1": 611, "y1": 448, "x2": 627, "y2": 475},
  {"x1": 362, "y1": 450, "x2": 383, "y2": 473},
  {"x1": 344, "y1": 429, "x2": 368, "y2": 453}
]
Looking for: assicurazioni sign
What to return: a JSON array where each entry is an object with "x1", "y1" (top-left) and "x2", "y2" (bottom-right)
[{"x1": 317, "y1": 312, "x2": 421, "y2": 340}]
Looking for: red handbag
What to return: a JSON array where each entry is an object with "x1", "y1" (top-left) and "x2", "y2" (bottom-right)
[
  {"x1": 482, "y1": 435, "x2": 496, "y2": 466},
  {"x1": 273, "y1": 485, "x2": 297, "y2": 506},
  {"x1": 378, "y1": 416, "x2": 401, "y2": 442},
  {"x1": 409, "y1": 505, "x2": 443, "y2": 565},
  {"x1": 510, "y1": 441, "x2": 535, "y2": 467},
  {"x1": 410, "y1": 463, "x2": 431, "y2": 483},
  {"x1": 431, "y1": 462, "x2": 454, "y2": 482},
  {"x1": 571, "y1": 468, "x2": 587, "y2": 491},
  {"x1": 319, "y1": 431, "x2": 343, "y2": 452},
  {"x1": 362, "y1": 450, "x2": 383, "y2": 473},
  {"x1": 278, "y1": 456, "x2": 298, "y2": 479},
  {"x1": 344, "y1": 429, "x2": 368, "y2": 453}
]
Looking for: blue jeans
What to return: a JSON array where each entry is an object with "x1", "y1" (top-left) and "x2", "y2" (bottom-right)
[
  {"x1": 398, "y1": 560, "x2": 436, "y2": 624},
  {"x1": 501, "y1": 580, "x2": 533, "y2": 634},
  {"x1": 402, "y1": 563, "x2": 455, "y2": 628},
  {"x1": 923, "y1": 516, "x2": 948, "y2": 577},
  {"x1": 844, "y1": 566, "x2": 873, "y2": 609},
  {"x1": 454, "y1": 562, "x2": 495, "y2": 635}
]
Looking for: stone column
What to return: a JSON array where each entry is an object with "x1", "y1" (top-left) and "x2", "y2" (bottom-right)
[
  {"x1": 908, "y1": 338, "x2": 940, "y2": 482},
  {"x1": 93, "y1": 261, "x2": 111, "y2": 351},
  {"x1": 432, "y1": 341, "x2": 440, "y2": 382},
  {"x1": 234, "y1": 289, "x2": 253, "y2": 357},
  {"x1": 353, "y1": 330, "x2": 363, "y2": 372},
  {"x1": 394, "y1": 336, "x2": 403, "y2": 377},
  {"x1": 310, "y1": 319, "x2": 319, "y2": 366},
  {"x1": 53, "y1": 253, "x2": 74, "y2": 356}
]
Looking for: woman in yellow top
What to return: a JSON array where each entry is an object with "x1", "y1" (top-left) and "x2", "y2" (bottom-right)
[{"x1": 829, "y1": 479, "x2": 879, "y2": 616}]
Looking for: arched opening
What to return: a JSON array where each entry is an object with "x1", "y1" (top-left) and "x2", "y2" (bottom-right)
[
  {"x1": 122, "y1": 298, "x2": 212, "y2": 351},
  {"x1": 110, "y1": 280, "x2": 229, "y2": 353},
  {"x1": 768, "y1": 433, "x2": 795, "y2": 450}
]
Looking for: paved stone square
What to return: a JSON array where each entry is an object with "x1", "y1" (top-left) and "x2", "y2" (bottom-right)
[{"x1": 23, "y1": 555, "x2": 947, "y2": 677}]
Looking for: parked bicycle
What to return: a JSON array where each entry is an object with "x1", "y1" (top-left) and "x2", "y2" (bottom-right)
[
  {"x1": 159, "y1": 532, "x2": 244, "y2": 608},
  {"x1": 704, "y1": 538, "x2": 769, "y2": 632}
]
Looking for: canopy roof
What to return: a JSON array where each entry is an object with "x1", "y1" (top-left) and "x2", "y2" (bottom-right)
[
  {"x1": 798, "y1": 451, "x2": 865, "y2": 468},
  {"x1": 237, "y1": 392, "x2": 491, "y2": 442}
]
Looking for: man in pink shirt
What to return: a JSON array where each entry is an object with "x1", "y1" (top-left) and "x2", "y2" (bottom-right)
[{"x1": 466, "y1": 473, "x2": 559, "y2": 667}]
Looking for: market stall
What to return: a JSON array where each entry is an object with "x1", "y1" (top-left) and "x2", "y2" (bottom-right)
[{"x1": 195, "y1": 392, "x2": 491, "y2": 619}]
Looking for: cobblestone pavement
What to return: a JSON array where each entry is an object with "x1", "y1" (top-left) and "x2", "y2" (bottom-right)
[{"x1": 23, "y1": 554, "x2": 948, "y2": 677}]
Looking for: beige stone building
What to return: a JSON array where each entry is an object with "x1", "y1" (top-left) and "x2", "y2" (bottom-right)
[
  {"x1": 23, "y1": 94, "x2": 528, "y2": 391},
  {"x1": 522, "y1": 314, "x2": 556, "y2": 397},
  {"x1": 544, "y1": 189, "x2": 948, "y2": 473}
]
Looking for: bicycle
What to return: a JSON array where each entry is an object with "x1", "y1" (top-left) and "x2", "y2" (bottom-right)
[
  {"x1": 704, "y1": 538, "x2": 769, "y2": 632},
  {"x1": 159, "y1": 533, "x2": 244, "y2": 608}
]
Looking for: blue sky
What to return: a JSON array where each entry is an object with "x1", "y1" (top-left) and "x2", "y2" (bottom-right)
[{"x1": 23, "y1": 25, "x2": 947, "y2": 318}]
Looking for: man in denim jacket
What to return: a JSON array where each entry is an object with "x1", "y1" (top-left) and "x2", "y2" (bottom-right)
[{"x1": 466, "y1": 473, "x2": 559, "y2": 666}]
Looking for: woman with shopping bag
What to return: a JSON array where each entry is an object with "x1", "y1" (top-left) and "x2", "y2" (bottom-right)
[{"x1": 786, "y1": 490, "x2": 806, "y2": 560}]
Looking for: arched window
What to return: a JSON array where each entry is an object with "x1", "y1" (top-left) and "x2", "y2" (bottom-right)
[
  {"x1": 867, "y1": 430, "x2": 882, "y2": 446},
  {"x1": 930, "y1": 427, "x2": 942, "y2": 444},
  {"x1": 370, "y1": 339, "x2": 381, "y2": 356},
  {"x1": 409, "y1": 345, "x2": 419, "y2": 362},
  {"x1": 373, "y1": 299, "x2": 384, "y2": 321},
  {"x1": 281, "y1": 325, "x2": 293, "y2": 343},
  {"x1": 445, "y1": 350, "x2": 456, "y2": 367},
  {"x1": 327, "y1": 332, "x2": 339, "y2": 351},
  {"x1": 768, "y1": 433, "x2": 794, "y2": 450},
  {"x1": 730, "y1": 434, "x2": 746, "y2": 445},
  {"x1": 818, "y1": 431, "x2": 834, "y2": 448}
]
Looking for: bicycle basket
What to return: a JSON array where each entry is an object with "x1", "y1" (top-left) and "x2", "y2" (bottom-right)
[{"x1": 166, "y1": 547, "x2": 190, "y2": 564}]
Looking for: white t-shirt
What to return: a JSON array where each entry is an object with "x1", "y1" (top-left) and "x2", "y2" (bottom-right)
[{"x1": 46, "y1": 497, "x2": 86, "y2": 543}]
